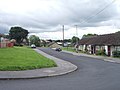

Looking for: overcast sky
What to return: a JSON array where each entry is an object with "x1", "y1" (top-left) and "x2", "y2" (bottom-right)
[{"x1": 0, "y1": 0, "x2": 120, "y2": 40}]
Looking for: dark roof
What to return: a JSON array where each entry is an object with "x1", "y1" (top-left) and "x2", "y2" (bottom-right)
[
  {"x1": 79, "y1": 32, "x2": 120, "y2": 45},
  {"x1": 47, "y1": 42, "x2": 55, "y2": 47}
]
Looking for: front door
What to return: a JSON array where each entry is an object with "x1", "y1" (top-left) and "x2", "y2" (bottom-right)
[
  {"x1": 91, "y1": 46, "x2": 93, "y2": 54},
  {"x1": 108, "y1": 46, "x2": 111, "y2": 56}
]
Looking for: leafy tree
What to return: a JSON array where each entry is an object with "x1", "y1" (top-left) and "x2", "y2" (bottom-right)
[
  {"x1": 55, "y1": 40, "x2": 62, "y2": 42},
  {"x1": 47, "y1": 39, "x2": 53, "y2": 42},
  {"x1": 115, "y1": 31, "x2": 120, "y2": 34},
  {"x1": 82, "y1": 33, "x2": 98, "y2": 38},
  {"x1": 41, "y1": 40, "x2": 47, "y2": 47},
  {"x1": 3, "y1": 34, "x2": 9, "y2": 39},
  {"x1": 9, "y1": 27, "x2": 29, "y2": 45},
  {"x1": 64, "y1": 39, "x2": 72, "y2": 42},
  {"x1": 29, "y1": 35, "x2": 40, "y2": 46},
  {"x1": 71, "y1": 36, "x2": 79, "y2": 45}
]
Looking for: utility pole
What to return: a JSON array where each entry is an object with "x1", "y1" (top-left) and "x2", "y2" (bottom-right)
[
  {"x1": 75, "y1": 25, "x2": 78, "y2": 52},
  {"x1": 62, "y1": 25, "x2": 64, "y2": 47},
  {"x1": 75, "y1": 25, "x2": 78, "y2": 45}
]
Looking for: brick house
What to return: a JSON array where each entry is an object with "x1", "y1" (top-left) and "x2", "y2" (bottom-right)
[
  {"x1": 78, "y1": 32, "x2": 120, "y2": 56},
  {"x1": 0, "y1": 34, "x2": 14, "y2": 48}
]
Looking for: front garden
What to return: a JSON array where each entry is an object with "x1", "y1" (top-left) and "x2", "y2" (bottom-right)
[
  {"x1": 0, "y1": 47, "x2": 57, "y2": 71},
  {"x1": 62, "y1": 47, "x2": 76, "y2": 52},
  {"x1": 62, "y1": 46, "x2": 120, "y2": 58}
]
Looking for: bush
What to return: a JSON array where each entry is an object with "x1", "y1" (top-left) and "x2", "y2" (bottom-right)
[
  {"x1": 112, "y1": 51, "x2": 120, "y2": 58},
  {"x1": 96, "y1": 49, "x2": 106, "y2": 56},
  {"x1": 14, "y1": 43, "x2": 23, "y2": 46}
]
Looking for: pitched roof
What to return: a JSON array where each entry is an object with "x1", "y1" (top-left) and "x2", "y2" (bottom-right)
[
  {"x1": 79, "y1": 32, "x2": 120, "y2": 45},
  {"x1": 48, "y1": 42, "x2": 61, "y2": 48}
]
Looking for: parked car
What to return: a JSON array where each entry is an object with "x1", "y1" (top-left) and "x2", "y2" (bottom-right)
[
  {"x1": 55, "y1": 48, "x2": 62, "y2": 52},
  {"x1": 31, "y1": 44, "x2": 36, "y2": 48}
]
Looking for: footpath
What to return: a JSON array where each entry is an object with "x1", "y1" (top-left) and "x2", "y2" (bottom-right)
[
  {"x1": 63, "y1": 50, "x2": 120, "y2": 63},
  {"x1": 0, "y1": 49, "x2": 77, "y2": 80}
]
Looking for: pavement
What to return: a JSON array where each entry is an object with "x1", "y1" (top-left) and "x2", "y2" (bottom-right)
[
  {"x1": 63, "y1": 50, "x2": 120, "y2": 63},
  {"x1": 0, "y1": 49, "x2": 77, "y2": 80}
]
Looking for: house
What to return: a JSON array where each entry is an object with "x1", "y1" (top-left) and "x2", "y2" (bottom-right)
[
  {"x1": 78, "y1": 32, "x2": 120, "y2": 56},
  {"x1": 57, "y1": 42, "x2": 63, "y2": 46},
  {"x1": 48, "y1": 42, "x2": 62, "y2": 48},
  {"x1": 0, "y1": 35, "x2": 14, "y2": 48}
]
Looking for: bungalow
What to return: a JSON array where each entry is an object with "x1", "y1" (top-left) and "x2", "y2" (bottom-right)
[
  {"x1": 0, "y1": 35, "x2": 14, "y2": 48},
  {"x1": 78, "y1": 32, "x2": 120, "y2": 56}
]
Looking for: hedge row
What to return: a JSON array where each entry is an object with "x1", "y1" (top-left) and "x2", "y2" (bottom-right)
[{"x1": 112, "y1": 51, "x2": 120, "y2": 58}]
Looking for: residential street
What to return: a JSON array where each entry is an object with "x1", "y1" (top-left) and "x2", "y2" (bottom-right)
[{"x1": 0, "y1": 48, "x2": 120, "y2": 90}]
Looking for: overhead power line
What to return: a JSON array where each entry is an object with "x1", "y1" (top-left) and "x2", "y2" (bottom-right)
[{"x1": 80, "y1": 0, "x2": 116, "y2": 25}]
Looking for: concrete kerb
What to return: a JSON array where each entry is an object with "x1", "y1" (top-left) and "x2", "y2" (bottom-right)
[
  {"x1": 0, "y1": 49, "x2": 77, "y2": 80},
  {"x1": 34, "y1": 49, "x2": 78, "y2": 76}
]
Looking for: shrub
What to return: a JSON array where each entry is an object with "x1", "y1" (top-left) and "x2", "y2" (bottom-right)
[
  {"x1": 96, "y1": 49, "x2": 106, "y2": 56},
  {"x1": 112, "y1": 51, "x2": 120, "y2": 58},
  {"x1": 14, "y1": 43, "x2": 23, "y2": 46}
]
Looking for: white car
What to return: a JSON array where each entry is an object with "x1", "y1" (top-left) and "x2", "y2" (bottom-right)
[{"x1": 31, "y1": 44, "x2": 36, "y2": 48}]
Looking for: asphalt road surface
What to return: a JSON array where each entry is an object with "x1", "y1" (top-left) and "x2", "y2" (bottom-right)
[{"x1": 0, "y1": 48, "x2": 120, "y2": 90}]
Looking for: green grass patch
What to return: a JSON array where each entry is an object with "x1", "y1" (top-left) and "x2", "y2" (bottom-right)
[
  {"x1": 62, "y1": 47, "x2": 76, "y2": 52},
  {"x1": 0, "y1": 47, "x2": 57, "y2": 71}
]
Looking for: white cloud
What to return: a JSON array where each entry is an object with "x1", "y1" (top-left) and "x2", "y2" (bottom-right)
[{"x1": 0, "y1": 0, "x2": 120, "y2": 39}]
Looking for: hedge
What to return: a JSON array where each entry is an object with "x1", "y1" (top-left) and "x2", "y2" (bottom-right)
[{"x1": 112, "y1": 51, "x2": 120, "y2": 58}]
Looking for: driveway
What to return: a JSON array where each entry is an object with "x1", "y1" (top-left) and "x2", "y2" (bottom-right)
[{"x1": 0, "y1": 47, "x2": 120, "y2": 90}]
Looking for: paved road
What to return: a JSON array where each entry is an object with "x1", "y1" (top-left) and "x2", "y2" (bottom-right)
[{"x1": 0, "y1": 48, "x2": 120, "y2": 90}]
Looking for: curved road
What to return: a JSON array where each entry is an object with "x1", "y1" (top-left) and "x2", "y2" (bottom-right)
[{"x1": 0, "y1": 48, "x2": 120, "y2": 90}]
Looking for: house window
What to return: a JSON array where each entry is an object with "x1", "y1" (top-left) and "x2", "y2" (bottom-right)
[
  {"x1": 115, "y1": 46, "x2": 120, "y2": 51},
  {"x1": 96, "y1": 46, "x2": 105, "y2": 50}
]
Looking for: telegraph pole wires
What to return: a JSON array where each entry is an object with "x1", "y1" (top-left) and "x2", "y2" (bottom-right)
[
  {"x1": 62, "y1": 25, "x2": 64, "y2": 47},
  {"x1": 75, "y1": 25, "x2": 79, "y2": 52},
  {"x1": 75, "y1": 25, "x2": 78, "y2": 45}
]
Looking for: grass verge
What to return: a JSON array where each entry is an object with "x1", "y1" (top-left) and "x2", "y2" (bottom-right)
[
  {"x1": 0, "y1": 47, "x2": 57, "y2": 71},
  {"x1": 62, "y1": 47, "x2": 76, "y2": 52}
]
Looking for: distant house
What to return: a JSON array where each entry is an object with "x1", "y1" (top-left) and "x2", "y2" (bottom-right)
[
  {"x1": 0, "y1": 35, "x2": 14, "y2": 48},
  {"x1": 78, "y1": 32, "x2": 120, "y2": 56},
  {"x1": 48, "y1": 42, "x2": 62, "y2": 48},
  {"x1": 57, "y1": 42, "x2": 63, "y2": 46}
]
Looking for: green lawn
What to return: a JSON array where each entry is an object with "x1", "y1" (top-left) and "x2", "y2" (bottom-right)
[
  {"x1": 62, "y1": 47, "x2": 76, "y2": 52},
  {"x1": 0, "y1": 47, "x2": 57, "y2": 71}
]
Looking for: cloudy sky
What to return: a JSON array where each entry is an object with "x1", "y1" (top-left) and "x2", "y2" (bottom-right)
[{"x1": 0, "y1": 0, "x2": 120, "y2": 40}]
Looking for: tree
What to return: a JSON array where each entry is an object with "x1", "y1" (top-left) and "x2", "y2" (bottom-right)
[
  {"x1": 3, "y1": 34, "x2": 9, "y2": 39},
  {"x1": 71, "y1": 36, "x2": 79, "y2": 45},
  {"x1": 9, "y1": 26, "x2": 29, "y2": 45},
  {"x1": 82, "y1": 33, "x2": 98, "y2": 38},
  {"x1": 115, "y1": 31, "x2": 120, "y2": 33},
  {"x1": 64, "y1": 39, "x2": 72, "y2": 42},
  {"x1": 41, "y1": 40, "x2": 47, "y2": 47},
  {"x1": 29, "y1": 35, "x2": 40, "y2": 46}
]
